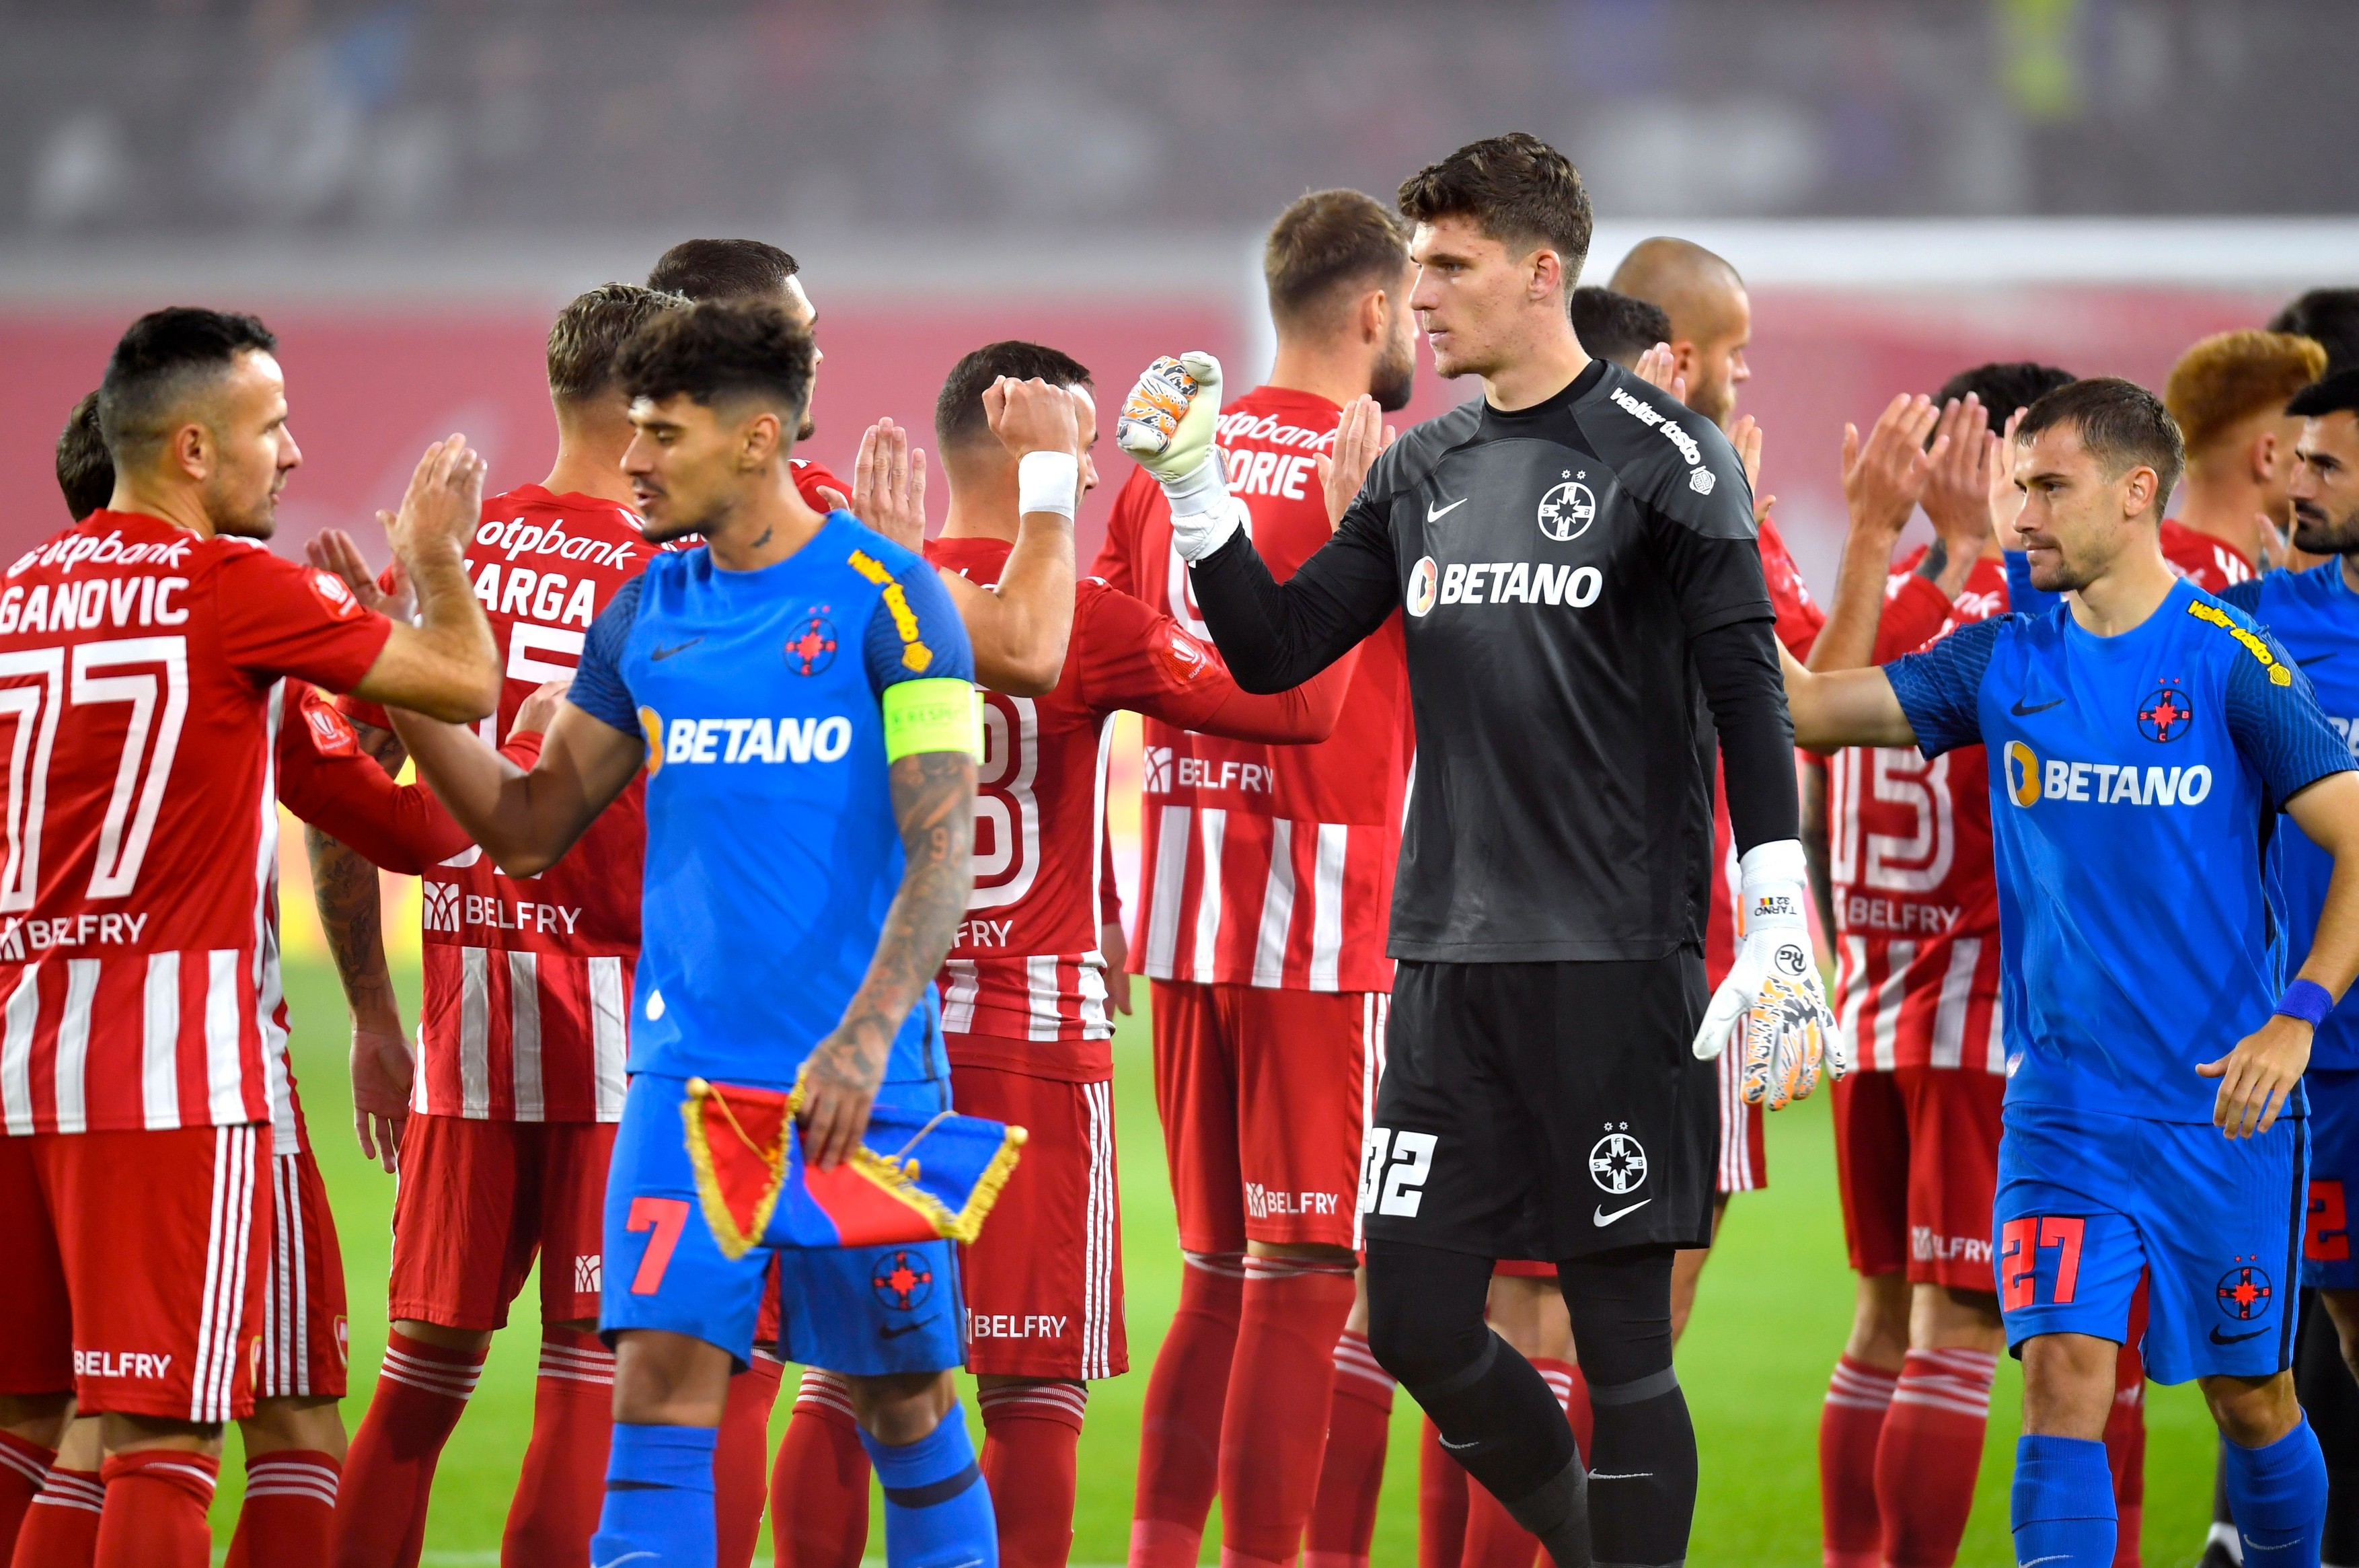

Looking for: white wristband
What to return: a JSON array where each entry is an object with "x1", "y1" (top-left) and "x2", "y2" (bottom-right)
[
  {"x1": 1159, "y1": 449, "x2": 1228, "y2": 521},
  {"x1": 1016, "y1": 450, "x2": 1079, "y2": 520}
]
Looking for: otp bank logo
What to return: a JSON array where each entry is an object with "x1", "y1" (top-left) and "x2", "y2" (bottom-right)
[{"x1": 2005, "y1": 739, "x2": 2214, "y2": 808}]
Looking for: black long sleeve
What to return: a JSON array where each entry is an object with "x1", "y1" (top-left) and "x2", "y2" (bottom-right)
[
  {"x1": 1695, "y1": 614, "x2": 1800, "y2": 854},
  {"x1": 1186, "y1": 503, "x2": 1400, "y2": 694}
]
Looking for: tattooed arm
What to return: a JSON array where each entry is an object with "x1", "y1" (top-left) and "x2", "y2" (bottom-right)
[
  {"x1": 307, "y1": 826, "x2": 412, "y2": 1172},
  {"x1": 798, "y1": 748, "x2": 977, "y2": 1170}
]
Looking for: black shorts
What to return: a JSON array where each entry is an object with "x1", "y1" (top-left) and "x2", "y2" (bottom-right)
[{"x1": 1359, "y1": 954, "x2": 1717, "y2": 1262}]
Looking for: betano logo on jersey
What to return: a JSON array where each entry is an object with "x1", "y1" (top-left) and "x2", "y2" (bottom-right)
[
  {"x1": 1418, "y1": 558, "x2": 1602, "y2": 612},
  {"x1": 636, "y1": 708, "x2": 855, "y2": 768},
  {"x1": 2002, "y1": 739, "x2": 2213, "y2": 809}
]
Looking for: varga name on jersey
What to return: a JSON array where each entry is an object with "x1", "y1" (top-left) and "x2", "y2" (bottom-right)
[
  {"x1": 1407, "y1": 556, "x2": 1603, "y2": 618},
  {"x1": 645, "y1": 711, "x2": 854, "y2": 768},
  {"x1": 2002, "y1": 742, "x2": 2214, "y2": 809}
]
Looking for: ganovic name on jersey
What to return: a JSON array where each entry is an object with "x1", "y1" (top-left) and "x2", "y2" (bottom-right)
[{"x1": 659, "y1": 714, "x2": 853, "y2": 765}]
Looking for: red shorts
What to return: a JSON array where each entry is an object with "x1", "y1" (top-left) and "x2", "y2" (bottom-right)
[
  {"x1": 257, "y1": 1148, "x2": 350, "y2": 1398},
  {"x1": 1494, "y1": 1261, "x2": 1559, "y2": 1279},
  {"x1": 1713, "y1": 1043, "x2": 1768, "y2": 1193},
  {"x1": 388, "y1": 1115, "x2": 615, "y2": 1331},
  {"x1": 1151, "y1": 981, "x2": 1383, "y2": 1253},
  {"x1": 1832, "y1": 1066, "x2": 2006, "y2": 1291},
  {"x1": 0, "y1": 1125, "x2": 270, "y2": 1422},
  {"x1": 950, "y1": 1055, "x2": 1125, "y2": 1380}
]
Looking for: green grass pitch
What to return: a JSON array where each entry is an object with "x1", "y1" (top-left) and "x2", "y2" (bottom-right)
[{"x1": 206, "y1": 960, "x2": 2226, "y2": 1564}]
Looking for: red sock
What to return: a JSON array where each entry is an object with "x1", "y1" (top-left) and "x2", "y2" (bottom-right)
[
  {"x1": 330, "y1": 1330, "x2": 485, "y2": 1568},
  {"x1": 2105, "y1": 1333, "x2": 2146, "y2": 1568},
  {"x1": 716, "y1": 1352, "x2": 785, "y2": 1568},
  {"x1": 1129, "y1": 1252, "x2": 1243, "y2": 1568},
  {"x1": 500, "y1": 1329, "x2": 612, "y2": 1567},
  {"x1": 1819, "y1": 1353, "x2": 1896, "y2": 1568},
  {"x1": 95, "y1": 1451, "x2": 216, "y2": 1568},
  {"x1": 1305, "y1": 1331, "x2": 1392, "y2": 1568},
  {"x1": 0, "y1": 1433, "x2": 53, "y2": 1561},
  {"x1": 1531, "y1": 1357, "x2": 1590, "y2": 1464},
  {"x1": 979, "y1": 1382, "x2": 1087, "y2": 1568},
  {"x1": 1873, "y1": 1349, "x2": 1995, "y2": 1568},
  {"x1": 1417, "y1": 1418, "x2": 1468, "y2": 1568},
  {"x1": 770, "y1": 1370, "x2": 869, "y2": 1568},
  {"x1": 1217, "y1": 1257, "x2": 1357, "y2": 1568},
  {"x1": 224, "y1": 1450, "x2": 341, "y2": 1568},
  {"x1": 13, "y1": 1465, "x2": 102, "y2": 1568}
]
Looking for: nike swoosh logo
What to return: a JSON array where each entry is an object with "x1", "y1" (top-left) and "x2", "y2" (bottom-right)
[
  {"x1": 1594, "y1": 1199, "x2": 1651, "y2": 1226},
  {"x1": 650, "y1": 638, "x2": 704, "y2": 661},
  {"x1": 2021, "y1": 1555, "x2": 2071, "y2": 1567},
  {"x1": 595, "y1": 1555, "x2": 659, "y2": 1568},
  {"x1": 1587, "y1": 1471, "x2": 1655, "y2": 1481},
  {"x1": 2208, "y1": 1324, "x2": 2268, "y2": 1345},
  {"x1": 2300, "y1": 651, "x2": 2337, "y2": 667},
  {"x1": 2245, "y1": 1540, "x2": 2304, "y2": 1552},
  {"x1": 1426, "y1": 498, "x2": 1469, "y2": 523},
  {"x1": 879, "y1": 1316, "x2": 938, "y2": 1339},
  {"x1": 2010, "y1": 696, "x2": 2064, "y2": 715},
  {"x1": 1439, "y1": 1435, "x2": 1480, "y2": 1450}
]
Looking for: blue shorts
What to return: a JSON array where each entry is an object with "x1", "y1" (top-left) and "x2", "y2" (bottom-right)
[
  {"x1": 599, "y1": 1072, "x2": 966, "y2": 1376},
  {"x1": 2305, "y1": 1067, "x2": 2359, "y2": 1290},
  {"x1": 1993, "y1": 1099, "x2": 2307, "y2": 1384}
]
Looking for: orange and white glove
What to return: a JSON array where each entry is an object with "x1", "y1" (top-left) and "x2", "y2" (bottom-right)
[
  {"x1": 1117, "y1": 352, "x2": 1245, "y2": 561},
  {"x1": 1692, "y1": 839, "x2": 1846, "y2": 1109}
]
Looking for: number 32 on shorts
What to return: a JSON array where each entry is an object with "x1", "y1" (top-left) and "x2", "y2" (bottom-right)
[{"x1": 1360, "y1": 1127, "x2": 1436, "y2": 1218}]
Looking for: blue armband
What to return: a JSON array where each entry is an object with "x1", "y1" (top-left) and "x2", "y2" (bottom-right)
[{"x1": 2275, "y1": 977, "x2": 2333, "y2": 1029}]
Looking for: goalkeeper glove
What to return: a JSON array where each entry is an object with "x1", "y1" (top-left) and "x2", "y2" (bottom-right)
[
  {"x1": 1692, "y1": 838, "x2": 1847, "y2": 1110},
  {"x1": 1117, "y1": 352, "x2": 1245, "y2": 562}
]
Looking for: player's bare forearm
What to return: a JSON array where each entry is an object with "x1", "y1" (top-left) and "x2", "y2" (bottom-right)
[
  {"x1": 393, "y1": 702, "x2": 640, "y2": 877},
  {"x1": 802, "y1": 749, "x2": 976, "y2": 1169},
  {"x1": 307, "y1": 825, "x2": 400, "y2": 1030},
  {"x1": 962, "y1": 513, "x2": 1075, "y2": 697},
  {"x1": 1807, "y1": 535, "x2": 1898, "y2": 675},
  {"x1": 353, "y1": 542, "x2": 502, "y2": 722},
  {"x1": 349, "y1": 716, "x2": 408, "y2": 778},
  {"x1": 1781, "y1": 641, "x2": 1918, "y2": 752}
]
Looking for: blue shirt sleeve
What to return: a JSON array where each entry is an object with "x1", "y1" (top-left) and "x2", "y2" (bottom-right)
[
  {"x1": 2222, "y1": 624, "x2": 2355, "y2": 805},
  {"x1": 566, "y1": 575, "x2": 644, "y2": 735},
  {"x1": 863, "y1": 552, "x2": 977, "y2": 696},
  {"x1": 1883, "y1": 616, "x2": 2005, "y2": 757},
  {"x1": 2216, "y1": 578, "x2": 2266, "y2": 616},
  {"x1": 2005, "y1": 550, "x2": 2063, "y2": 617}
]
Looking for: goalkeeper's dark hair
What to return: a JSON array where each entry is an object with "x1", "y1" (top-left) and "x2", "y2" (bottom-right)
[
  {"x1": 98, "y1": 306, "x2": 278, "y2": 468},
  {"x1": 57, "y1": 391, "x2": 113, "y2": 522},
  {"x1": 1933, "y1": 361, "x2": 2076, "y2": 424},
  {"x1": 1264, "y1": 190, "x2": 1410, "y2": 332},
  {"x1": 615, "y1": 299, "x2": 815, "y2": 418},
  {"x1": 934, "y1": 341, "x2": 1091, "y2": 452},
  {"x1": 648, "y1": 238, "x2": 800, "y2": 303},
  {"x1": 2017, "y1": 376, "x2": 2183, "y2": 516},
  {"x1": 1398, "y1": 133, "x2": 1592, "y2": 284},
  {"x1": 1570, "y1": 287, "x2": 1671, "y2": 369},
  {"x1": 547, "y1": 283, "x2": 687, "y2": 404},
  {"x1": 2287, "y1": 368, "x2": 2359, "y2": 420}
]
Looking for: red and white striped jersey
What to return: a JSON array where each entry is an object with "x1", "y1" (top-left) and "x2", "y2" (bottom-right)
[
  {"x1": 1093, "y1": 385, "x2": 1414, "y2": 995},
  {"x1": 1828, "y1": 550, "x2": 2008, "y2": 1074},
  {"x1": 1704, "y1": 515, "x2": 1826, "y2": 986},
  {"x1": 0, "y1": 511, "x2": 391, "y2": 1135},
  {"x1": 2159, "y1": 518, "x2": 2255, "y2": 593},
  {"x1": 928, "y1": 534, "x2": 1353, "y2": 1078}
]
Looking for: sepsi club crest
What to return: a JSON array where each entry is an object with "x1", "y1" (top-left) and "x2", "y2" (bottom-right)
[
  {"x1": 871, "y1": 1248, "x2": 935, "y2": 1311},
  {"x1": 786, "y1": 609, "x2": 839, "y2": 676},
  {"x1": 2137, "y1": 681, "x2": 2193, "y2": 743}
]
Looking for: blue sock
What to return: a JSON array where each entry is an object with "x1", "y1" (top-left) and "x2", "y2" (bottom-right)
[
  {"x1": 860, "y1": 1403, "x2": 998, "y2": 1568},
  {"x1": 2222, "y1": 1416, "x2": 2327, "y2": 1565},
  {"x1": 2012, "y1": 1434, "x2": 2117, "y2": 1567},
  {"x1": 589, "y1": 1421, "x2": 718, "y2": 1568}
]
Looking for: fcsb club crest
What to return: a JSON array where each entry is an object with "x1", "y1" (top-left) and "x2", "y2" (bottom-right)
[
  {"x1": 422, "y1": 881, "x2": 461, "y2": 934},
  {"x1": 871, "y1": 1248, "x2": 935, "y2": 1312},
  {"x1": 2216, "y1": 1261, "x2": 2273, "y2": 1320},
  {"x1": 1536, "y1": 474, "x2": 1596, "y2": 542},
  {"x1": 786, "y1": 611, "x2": 839, "y2": 676},
  {"x1": 2138, "y1": 683, "x2": 2194, "y2": 743},
  {"x1": 1588, "y1": 1125, "x2": 1647, "y2": 1195}
]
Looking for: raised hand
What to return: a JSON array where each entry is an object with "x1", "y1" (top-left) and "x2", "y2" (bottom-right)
[
  {"x1": 852, "y1": 418, "x2": 930, "y2": 552},
  {"x1": 987, "y1": 375, "x2": 1082, "y2": 460},
  {"x1": 1841, "y1": 394, "x2": 1945, "y2": 542},
  {"x1": 511, "y1": 677, "x2": 570, "y2": 740},
  {"x1": 306, "y1": 527, "x2": 416, "y2": 622},
  {"x1": 1633, "y1": 342, "x2": 1688, "y2": 406},
  {"x1": 1989, "y1": 407, "x2": 2031, "y2": 548},
  {"x1": 1314, "y1": 394, "x2": 1395, "y2": 529},
  {"x1": 1729, "y1": 414, "x2": 1775, "y2": 525},
  {"x1": 383, "y1": 434, "x2": 487, "y2": 568}
]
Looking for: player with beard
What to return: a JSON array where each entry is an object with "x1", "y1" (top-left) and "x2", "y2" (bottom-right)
[
  {"x1": 1134, "y1": 134, "x2": 1837, "y2": 1568},
  {"x1": 2160, "y1": 332, "x2": 2325, "y2": 584},
  {"x1": 1092, "y1": 189, "x2": 1418, "y2": 1568},
  {"x1": 2207, "y1": 370, "x2": 2359, "y2": 1568},
  {"x1": 1610, "y1": 236, "x2": 1827, "y2": 1337}
]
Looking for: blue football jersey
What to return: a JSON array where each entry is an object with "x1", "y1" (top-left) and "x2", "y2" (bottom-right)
[
  {"x1": 2224, "y1": 562, "x2": 2359, "y2": 1071},
  {"x1": 568, "y1": 513, "x2": 977, "y2": 1090},
  {"x1": 1885, "y1": 578, "x2": 2351, "y2": 1122}
]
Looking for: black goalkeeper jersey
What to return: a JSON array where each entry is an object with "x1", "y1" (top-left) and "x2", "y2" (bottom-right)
[{"x1": 1189, "y1": 356, "x2": 1792, "y2": 963}]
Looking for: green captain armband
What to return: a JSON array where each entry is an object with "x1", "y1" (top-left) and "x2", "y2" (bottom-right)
[{"x1": 882, "y1": 677, "x2": 982, "y2": 762}]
